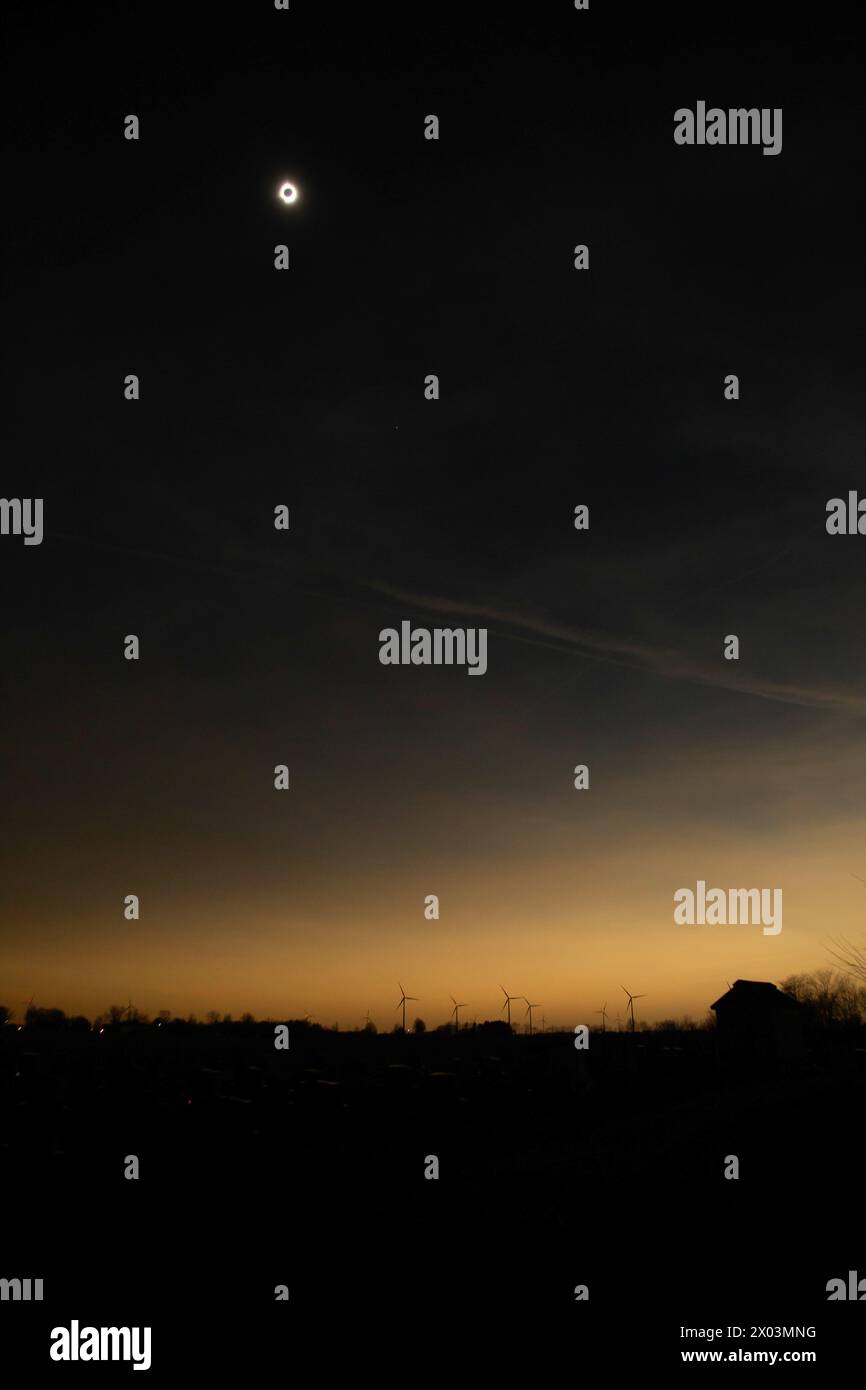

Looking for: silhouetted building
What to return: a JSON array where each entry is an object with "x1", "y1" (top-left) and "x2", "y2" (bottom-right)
[{"x1": 710, "y1": 980, "x2": 805, "y2": 1062}]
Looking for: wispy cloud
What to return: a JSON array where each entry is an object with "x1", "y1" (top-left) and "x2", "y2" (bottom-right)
[{"x1": 370, "y1": 580, "x2": 866, "y2": 717}]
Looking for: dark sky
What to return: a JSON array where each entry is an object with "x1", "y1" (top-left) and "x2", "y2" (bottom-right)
[{"x1": 3, "y1": 3, "x2": 865, "y2": 1023}]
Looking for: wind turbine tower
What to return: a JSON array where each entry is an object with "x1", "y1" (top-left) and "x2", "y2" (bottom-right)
[
  {"x1": 524, "y1": 999, "x2": 541, "y2": 1036},
  {"x1": 500, "y1": 985, "x2": 519, "y2": 1028},
  {"x1": 396, "y1": 983, "x2": 418, "y2": 1032},
  {"x1": 621, "y1": 986, "x2": 646, "y2": 1033}
]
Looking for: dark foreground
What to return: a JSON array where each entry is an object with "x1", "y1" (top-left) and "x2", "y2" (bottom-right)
[{"x1": 2, "y1": 1022, "x2": 864, "y2": 1371}]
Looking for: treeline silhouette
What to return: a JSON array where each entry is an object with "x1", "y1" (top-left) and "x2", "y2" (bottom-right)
[{"x1": 3, "y1": 966, "x2": 865, "y2": 1034}]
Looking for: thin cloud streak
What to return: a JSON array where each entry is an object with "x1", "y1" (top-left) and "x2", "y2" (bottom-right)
[{"x1": 369, "y1": 580, "x2": 866, "y2": 718}]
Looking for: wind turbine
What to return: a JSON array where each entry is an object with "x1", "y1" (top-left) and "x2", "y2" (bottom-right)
[
  {"x1": 523, "y1": 999, "x2": 541, "y2": 1036},
  {"x1": 396, "y1": 983, "x2": 418, "y2": 1032},
  {"x1": 450, "y1": 996, "x2": 467, "y2": 1031},
  {"x1": 851, "y1": 872, "x2": 866, "y2": 887},
  {"x1": 621, "y1": 986, "x2": 646, "y2": 1033},
  {"x1": 595, "y1": 1003, "x2": 609, "y2": 1034},
  {"x1": 500, "y1": 985, "x2": 519, "y2": 1028}
]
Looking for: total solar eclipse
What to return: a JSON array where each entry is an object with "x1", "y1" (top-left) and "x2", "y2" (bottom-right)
[{"x1": 278, "y1": 181, "x2": 298, "y2": 205}]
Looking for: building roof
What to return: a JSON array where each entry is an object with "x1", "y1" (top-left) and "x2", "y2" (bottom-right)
[{"x1": 710, "y1": 979, "x2": 800, "y2": 1011}]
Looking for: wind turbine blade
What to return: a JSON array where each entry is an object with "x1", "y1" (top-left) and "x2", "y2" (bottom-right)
[{"x1": 621, "y1": 986, "x2": 631, "y2": 998}]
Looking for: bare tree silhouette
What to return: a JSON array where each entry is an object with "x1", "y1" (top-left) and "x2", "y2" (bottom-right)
[
  {"x1": 827, "y1": 936, "x2": 866, "y2": 986},
  {"x1": 782, "y1": 969, "x2": 865, "y2": 1025}
]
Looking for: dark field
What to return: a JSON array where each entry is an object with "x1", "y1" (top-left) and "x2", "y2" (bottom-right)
[{"x1": 2, "y1": 1021, "x2": 864, "y2": 1367}]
